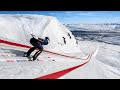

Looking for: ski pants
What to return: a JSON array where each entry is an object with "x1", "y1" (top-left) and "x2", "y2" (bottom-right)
[{"x1": 27, "y1": 41, "x2": 43, "y2": 60}]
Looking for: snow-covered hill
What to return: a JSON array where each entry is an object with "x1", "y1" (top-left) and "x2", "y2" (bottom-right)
[
  {"x1": 0, "y1": 14, "x2": 79, "y2": 53},
  {"x1": 0, "y1": 14, "x2": 120, "y2": 79},
  {"x1": 65, "y1": 23, "x2": 120, "y2": 32}
]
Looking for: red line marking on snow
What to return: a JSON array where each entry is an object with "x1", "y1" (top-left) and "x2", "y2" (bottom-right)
[
  {"x1": 0, "y1": 39, "x2": 95, "y2": 79},
  {"x1": 39, "y1": 60, "x2": 44, "y2": 62},
  {"x1": 0, "y1": 54, "x2": 10, "y2": 56},
  {"x1": 44, "y1": 49, "x2": 86, "y2": 60},
  {"x1": 0, "y1": 39, "x2": 89, "y2": 60},
  {"x1": 0, "y1": 39, "x2": 31, "y2": 48},
  {"x1": 35, "y1": 54, "x2": 92, "y2": 79},
  {"x1": 6, "y1": 60, "x2": 15, "y2": 62},
  {"x1": 0, "y1": 55, "x2": 7, "y2": 56}
]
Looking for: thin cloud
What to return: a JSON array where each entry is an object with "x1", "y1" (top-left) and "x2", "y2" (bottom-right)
[
  {"x1": 112, "y1": 17, "x2": 120, "y2": 23},
  {"x1": 49, "y1": 13, "x2": 56, "y2": 15},
  {"x1": 63, "y1": 11, "x2": 100, "y2": 17},
  {"x1": 64, "y1": 17, "x2": 71, "y2": 19},
  {"x1": 64, "y1": 11, "x2": 76, "y2": 14},
  {"x1": 64, "y1": 11, "x2": 80, "y2": 16},
  {"x1": 78, "y1": 12, "x2": 98, "y2": 16}
]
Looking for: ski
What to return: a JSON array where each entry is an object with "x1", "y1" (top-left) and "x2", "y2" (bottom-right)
[
  {"x1": 0, "y1": 58, "x2": 55, "y2": 62},
  {"x1": 0, "y1": 54, "x2": 16, "y2": 57}
]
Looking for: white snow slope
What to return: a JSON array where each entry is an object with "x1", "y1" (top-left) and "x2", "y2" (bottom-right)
[
  {"x1": 0, "y1": 14, "x2": 120, "y2": 79},
  {"x1": 0, "y1": 14, "x2": 79, "y2": 53}
]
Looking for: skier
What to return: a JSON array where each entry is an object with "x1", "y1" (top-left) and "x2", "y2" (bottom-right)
[
  {"x1": 63, "y1": 37, "x2": 66, "y2": 44},
  {"x1": 24, "y1": 34, "x2": 50, "y2": 61}
]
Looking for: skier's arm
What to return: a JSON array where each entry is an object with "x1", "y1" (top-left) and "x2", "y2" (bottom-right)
[
  {"x1": 38, "y1": 39, "x2": 44, "y2": 42},
  {"x1": 30, "y1": 34, "x2": 44, "y2": 43},
  {"x1": 38, "y1": 38, "x2": 44, "y2": 42}
]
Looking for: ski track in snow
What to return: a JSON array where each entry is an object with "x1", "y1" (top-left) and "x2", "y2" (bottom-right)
[
  {"x1": 0, "y1": 40, "x2": 91, "y2": 79},
  {"x1": 0, "y1": 40, "x2": 120, "y2": 79}
]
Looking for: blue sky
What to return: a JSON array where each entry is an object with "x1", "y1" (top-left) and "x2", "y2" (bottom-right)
[{"x1": 0, "y1": 11, "x2": 120, "y2": 24}]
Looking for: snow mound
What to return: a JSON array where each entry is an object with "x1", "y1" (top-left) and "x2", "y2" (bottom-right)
[{"x1": 0, "y1": 14, "x2": 80, "y2": 53}]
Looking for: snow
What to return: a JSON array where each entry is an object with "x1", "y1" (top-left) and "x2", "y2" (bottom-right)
[
  {"x1": 1, "y1": 40, "x2": 120, "y2": 79},
  {"x1": 0, "y1": 14, "x2": 120, "y2": 79},
  {"x1": 0, "y1": 14, "x2": 79, "y2": 53},
  {"x1": 0, "y1": 61, "x2": 84, "y2": 79},
  {"x1": 65, "y1": 24, "x2": 119, "y2": 31}
]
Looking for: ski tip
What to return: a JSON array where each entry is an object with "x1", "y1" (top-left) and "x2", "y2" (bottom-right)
[{"x1": 92, "y1": 47, "x2": 99, "y2": 57}]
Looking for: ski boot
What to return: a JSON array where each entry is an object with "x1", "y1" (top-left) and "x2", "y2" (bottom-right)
[
  {"x1": 23, "y1": 52, "x2": 28, "y2": 57},
  {"x1": 27, "y1": 56, "x2": 34, "y2": 61}
]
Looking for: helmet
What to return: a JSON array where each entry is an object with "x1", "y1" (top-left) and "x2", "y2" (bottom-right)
[
  {"x1": 45, "y1": 37, "x2": 49, "y2": 40},
  {"x1": 45, "y1": 37, "x2": 50, "y2": 42}
]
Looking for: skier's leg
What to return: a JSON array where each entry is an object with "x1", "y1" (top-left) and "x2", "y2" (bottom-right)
[
  {"x1": 33, "y1": 46, "x2": 43, "y2": 60},
  {"x1": 26, "y1": 47, "x2": 36, "y2": 57}
]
